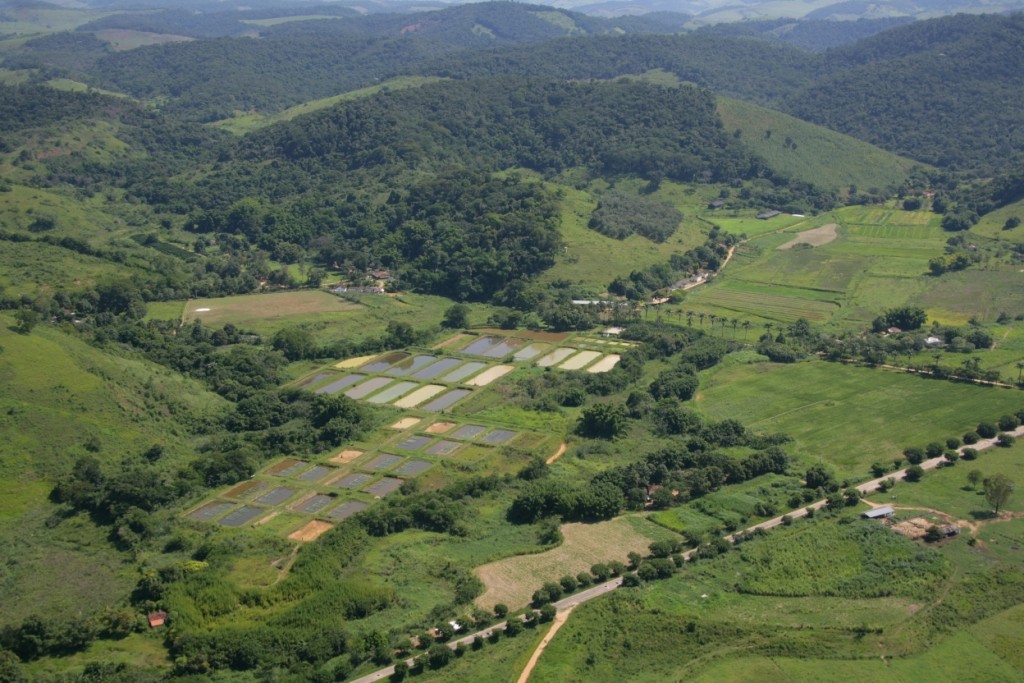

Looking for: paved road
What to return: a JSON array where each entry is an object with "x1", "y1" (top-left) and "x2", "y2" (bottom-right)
[{"x1": 348, "y1": 424, "x2": 1024, "y2": 683}]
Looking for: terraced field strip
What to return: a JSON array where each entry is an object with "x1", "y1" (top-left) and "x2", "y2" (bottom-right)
[
  {"x1": 845, "y1": 223, "x2": 945, "y2": 240},
  {"x1": 420, "y1": 388, "x2": 471, "y2": 412},
  {"x1": 392, "y1": 384, "x2": 446, "y2": 408},
  {"x1": 586, "y1": 354, "x2": 621, "y2": 373},
  {"x1": 314, "y1": 373, "x2": 365, "y2": 394},
  {"x1": 465, "y1": 364, "x2": 514, "y2": 386},
  {"x1": 335, "y1": 354, "x2": 379, "y2": 369},
  {"x1": 386, "y1": 354, "x2": 438, "y2": 376},
  {"x1": 514, "y1": 343, "x2": 550, "y2": 361},
  {"x1": 411, "y1": 357, "x2": 462, "y2": 380},
  {"x1": 692, "y1": 288, "x2": 839, "y2": 322},
  {"x1": 442, "y1": 361, "x2": 488, "y2": 383},
  {"x1": 345, "y1": 376, "x2": 393, "y2": 399},
  {"x1": 366, "y1": 380, "x2": 418, "y2": 404},
  {"x1": 537, "y1": 348, "x2": 576, "y2": 367},
  {"x1": 326, "y1": 500, "x2": 367, "y2": 520},
  {"x1": 558, "y1": 350, "x2": 601, "y2": 370}
]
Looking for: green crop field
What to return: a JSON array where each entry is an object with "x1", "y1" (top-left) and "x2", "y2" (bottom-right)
[
  {"x1": 696, "y1": 359, "x2": 1024, "y2": 478},
  {"x1": 682, "y1": 204, "x2": 966, "y2": 328}
]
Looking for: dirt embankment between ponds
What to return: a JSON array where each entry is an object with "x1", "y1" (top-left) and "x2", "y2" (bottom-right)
[{"x1": 777, "y1": 223, "x2": 838, "y2": 250}]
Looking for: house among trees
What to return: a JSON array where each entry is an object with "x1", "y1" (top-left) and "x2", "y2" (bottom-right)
[
  {"x1": 147, "y1": 611, "x2": 168, "y2": 628},
  {"x1": 862, "y1": 505, "x2": 895, "y2": 519},
  {"x1": 708, "y1": 199, "x2": 725, "y2": 210},
  {"x1": 756, "y1": 210, "x2": 782, "y2": 219}
]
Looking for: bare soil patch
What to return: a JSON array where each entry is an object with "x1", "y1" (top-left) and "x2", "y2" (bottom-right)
[
  {"x1": 426, "y1": 421, "x2": 456, "y2": 434},
  {"x1": 517, "y1": 607, "x2": 574, "y2": 683},
  {"x1": 288, "y1": 520, "x2": 334, "y2": 542},
  {"x1": 329, "y1": 449, "x2": 363, "y2": 464},
  {"x1": 390, "y1": 417, "x2": 422, "y2": 430},
  {"x1": 336, "y1": 354, "x2": 379, "y2": 369},
  {"x1": 475, "y1": 516, "x2": 668, "y2": 609},
  {"x1": 546, "y1": 442, "x2": 567, "y2": 465},
  {"x1": 777, "y1": 223, "x2": 838, "y2": 250}
]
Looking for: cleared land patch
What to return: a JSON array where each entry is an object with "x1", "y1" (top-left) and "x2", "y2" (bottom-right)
[
  {"x1": 288, "y1": 520, "x2": 333, "y2": 542},
  {"x1": 777, "y1": 223, "x2": 838, "y2": 250},
  {"x1": 184, "y1": 291, "x2": 360, "y2": 331},
  {"x1": 474, "y1": 515, "x2": 677, "y2": 609}
]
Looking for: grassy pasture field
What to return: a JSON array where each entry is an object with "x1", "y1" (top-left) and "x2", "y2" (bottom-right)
[
  {"x1": 971, "y1": 197, "x2": 1024, "y2": 244},
  {"x1": 716, "y1": 95, "x2": 918, "y2": 194},
  {"x1": 182, "y1": 290, "x2": 362, "y2": 330},
  {"x1": 169, "y1": 290, "x2": 464, "y2": 345},
  {"x1": 474, "y1": 515, "x2": 678, "y2": 610},
  {"x1": 696, "y1": 359, "x2": 1024, "y2": 478}
]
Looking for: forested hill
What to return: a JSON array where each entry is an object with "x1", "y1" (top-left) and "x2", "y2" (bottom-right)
[
  {"x1": 238, "y1": 78, "x2": 759, "y2": 185},
  {"x1": 415, "y1": 14, "x2": 1024, "y2": 174},
  {"x1": 416, "y1": 33, "x2": 816, "y2": 105},
  {"x1": 785, "y1": 13, "x2": 1024, "y2": 172},
  {"x1": 123, "y1": 78, "x2": 823, "y2": 301}
]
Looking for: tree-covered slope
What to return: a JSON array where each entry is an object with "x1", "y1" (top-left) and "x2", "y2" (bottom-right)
[{"x1": 785, "y1": 13, "x2": 1024, "y2": 172}]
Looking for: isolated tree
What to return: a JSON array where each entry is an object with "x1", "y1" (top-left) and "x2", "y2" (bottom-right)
[
  {"x1": 442, "y1": 304, "x2": 470, "y2": 329},
  {"x1": 493, "y1": 604, "x2": 508, "y2": 619},
  {"x1": 13, "y1": 309, "x2": 39, "y2": 334},
  {"x1": 977, "y1": 421, "x2": 998, "y2": 439},
  {"x1": 904, "y1": 465, "x2": 925, "y2": 482},
  {"x1": 576, "y1": 403, "x2": 628, "y2": 439},
  {"x1": 983, "y1": 474, "x2": 1014, "y2": 513},
  {"x1": 903, "y1": 447, "x2": 925, "y2": 465},
  {"x1": 967, "y1": 469, "x2": 983, "y2": 489}
]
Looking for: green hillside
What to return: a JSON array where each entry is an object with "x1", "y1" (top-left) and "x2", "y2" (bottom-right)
[
  {"x1": 717, "y1": 95, "x2": 920, "y2": 194},
  {"x1": 0, "y1": 314, "x2": 228, "y2": 625}
]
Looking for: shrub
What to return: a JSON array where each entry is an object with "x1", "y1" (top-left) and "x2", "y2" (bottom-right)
[
  {"x1": 963, "y1": 431, "x2": 980, "y2": 445},
  {"x1": 621, "y1": 573, "x2": 642, "y2": 587},
  {"x1": 504, "y1": 618, "x2": 522, "y2": 637},
  {"x1": 944, "y1": 449, "x2": 959, "y2": 464},
  {"x1": 590, "y1": 563, "x2": 611, "y2": 582},
  {"x1": 998, "y1": 415, "x2": 1020, "y2": 431},
  {"x1": 925, "y1": 442, "x2": 944, "y2": 458},
  {"x1": 576, "y1": 572, "x2": 593, "y2": 587},
  {"x1": 997, "y1": 433, "x2": 1016, "y2": 447},
  {"x1": 493, "y1": 604, "x2": 508, "y2": 619},
  {"x1": 905, "y1": 465, "x2": 925, "y2": 482},
  {"x1": 977, "y1": 422, "x2": 998, "y2": 439},
  {"x1": 903, "y1": 448, "x2": 924, "y2": 465},
  {"x1": 961, "y1": 448, "x2": 978, "y2": 460},
  {"x1": 559, "y1": 575, "x2": 578, "y2": 593},
  {"x1": 946, "y1": 437, "x2": 961, "y2": 449}
]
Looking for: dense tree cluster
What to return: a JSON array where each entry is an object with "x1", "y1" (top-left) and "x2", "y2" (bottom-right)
[{"x1": 588, "y1": 190, "x2": 683, "y2": 242}]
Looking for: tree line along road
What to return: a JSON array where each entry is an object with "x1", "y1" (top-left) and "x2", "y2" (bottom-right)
[{"x1": 347, "y1": 424, "x2": 1024, "y2": 683}]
